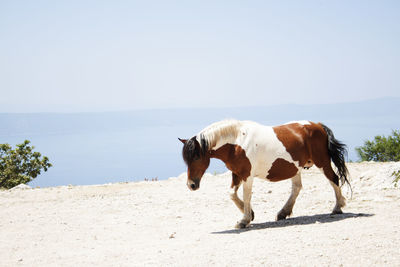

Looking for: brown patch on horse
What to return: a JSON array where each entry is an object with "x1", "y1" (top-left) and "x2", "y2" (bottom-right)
[
  {"x1": 266, "y1": 158, "x2": 298, "y2": 181},
  {"x1": 273, "y1": 122, "x2": 329, "y2": 167},
  {"x1": 272, "y1": 123, "x2": 311, "y2": 167},
  {"x1": 210, "y1": 144, "x2": 251, "y2": 187},
  {"x1": 273, "y1": 122, "x2": 341, "y2": 185}
]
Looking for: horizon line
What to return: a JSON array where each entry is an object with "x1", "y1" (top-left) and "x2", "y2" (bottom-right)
[{"x1": 0, "y1": 96, "x2": 399, "y2": 115}]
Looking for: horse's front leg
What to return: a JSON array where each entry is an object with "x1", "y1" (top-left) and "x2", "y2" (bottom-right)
[
  {"x1": 230, "y1": 174, "x2": 254, "y2": 221},
  {"x1": 235, "y1": 177, "x2": 254, "y2": 229}
]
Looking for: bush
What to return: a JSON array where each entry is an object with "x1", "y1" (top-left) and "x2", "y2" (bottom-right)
[
  {"x1": 0, "y1": 140, "x2": 52, "y2": 189},
  {"x1": 355, "y1": 130, "x2": 400, "y2": 162}
]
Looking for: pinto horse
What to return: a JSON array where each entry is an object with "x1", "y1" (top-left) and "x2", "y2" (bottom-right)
[{"x1": 179, "y1": 119, "x2": 350, "y2": 229}]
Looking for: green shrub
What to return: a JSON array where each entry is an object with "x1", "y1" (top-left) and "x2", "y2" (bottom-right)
[
  {"x1": 0, "y1": 140, "x2": 52, "y2": 189},
  {"x1": 356, "y1": 130, "x2": 400, "y2": 162},
  {"x1": 393, "y1": 170, "x2": 400, "y2": 187}
]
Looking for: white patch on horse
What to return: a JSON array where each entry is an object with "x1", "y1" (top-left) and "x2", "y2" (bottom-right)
[
  {"x1": 237, "y1": 121, "x2": 301, "y2": 179},
  {"x1": 284, "y1": 120, "x2": 311, "y2": 125}
]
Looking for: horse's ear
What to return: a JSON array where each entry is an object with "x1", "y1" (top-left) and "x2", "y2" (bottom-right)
[{"x1": 178, "y1": 138, "x2": 187, "y2": 144}]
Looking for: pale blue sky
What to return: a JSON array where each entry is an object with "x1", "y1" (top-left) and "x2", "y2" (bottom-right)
[{"x1": 1, "y1": 1, "x2": 399, "y2": 112}]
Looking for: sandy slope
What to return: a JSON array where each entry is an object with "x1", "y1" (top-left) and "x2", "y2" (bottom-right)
[{"x1": 1, "y1": 162, "x2": 400, "y2": 266}]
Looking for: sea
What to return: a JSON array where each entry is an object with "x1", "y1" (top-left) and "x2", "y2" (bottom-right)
[{"x1": 1, "y1": 98, "x2": 399, "y2": 187}]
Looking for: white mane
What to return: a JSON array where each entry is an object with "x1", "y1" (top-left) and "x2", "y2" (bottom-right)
[{"x1": 196, "y1": 119, "x2": 242, "y2": 150}]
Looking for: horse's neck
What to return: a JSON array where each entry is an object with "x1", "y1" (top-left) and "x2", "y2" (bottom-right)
[{"x1": 198, "y1": 120, "x2": 241, "y2": 150}]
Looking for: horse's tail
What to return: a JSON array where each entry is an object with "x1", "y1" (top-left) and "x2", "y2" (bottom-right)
[{"x1": 320, "y1": 124, "x2": 351, "y2": 188}]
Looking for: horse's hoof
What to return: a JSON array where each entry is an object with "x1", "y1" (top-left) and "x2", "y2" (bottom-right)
[
  {"x1": 276, "y1": 210, "x2": 289, "y2": 221},
  {"x1": 276, "y1": 214, "x2": 286, "y2": 221},
  {"x1": 331, "y1": 209, "x2": 343, "y2": 215},
  {"x1": 235, "y1": 221, "x2": 249, "y2": 229},
  {"x1": 251, "y1": 209, "x2": 255, "y2": 221}
]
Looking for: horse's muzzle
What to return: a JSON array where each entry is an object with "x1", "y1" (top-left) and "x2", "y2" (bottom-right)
[{"x1": 187, "y1": 179, "x2": 200, "y2": 191}]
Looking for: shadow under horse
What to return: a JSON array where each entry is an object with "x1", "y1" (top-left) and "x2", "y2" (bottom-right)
[{"x1": 212, "y1": 213, "x2": 373, "y2": 234}]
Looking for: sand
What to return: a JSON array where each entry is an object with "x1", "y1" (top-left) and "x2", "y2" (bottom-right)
[{"x1": 1, "y1": 162, "x2": 400, "y2": 266}]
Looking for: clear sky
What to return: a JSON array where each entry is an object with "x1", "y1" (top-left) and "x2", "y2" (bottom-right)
[{"x1": 1, "y1": 1, "x2": 399, "y2": 112}]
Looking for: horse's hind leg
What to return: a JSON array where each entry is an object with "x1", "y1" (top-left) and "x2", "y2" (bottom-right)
[
  {"x1": 276, "y1": 172, "x2": 302, "y2": 220},
  {"x1": 230, "y1": 174, "x2": 254, "y2": 221},
  {"x1": 330, "y1": 181, "x2": 346, "y2": 214},
  {"x1": 321, "y1": 164, "x2": 346, "y2": 214}
]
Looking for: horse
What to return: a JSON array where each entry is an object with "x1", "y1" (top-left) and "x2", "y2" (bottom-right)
[{"x1": 179, "y1": 119, "x2": 350, "y2": 229}]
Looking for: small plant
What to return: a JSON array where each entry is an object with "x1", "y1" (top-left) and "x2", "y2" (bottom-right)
[
  {"x1": 392, "y1": 170, "x2": 400, "y2": 187},
  {"x1": 0, "y1": 140, "x2": 52, "y2": 189}
]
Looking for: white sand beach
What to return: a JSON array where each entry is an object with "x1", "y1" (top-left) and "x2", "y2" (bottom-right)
[{"x1": 1, "y1": 162, "x2": 400, "y2": 266}]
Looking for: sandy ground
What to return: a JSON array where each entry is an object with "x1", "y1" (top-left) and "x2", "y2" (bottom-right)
[{"x1": 1, "y1": 162, "x2": 400, "y2": 266}]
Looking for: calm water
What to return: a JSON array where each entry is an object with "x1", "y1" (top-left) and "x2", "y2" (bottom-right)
[
  {"x1": 1, "y1": 99, "x2": 399, "y2": 187},
  {"x1": 1, "y1": 122, "x2": 227, "y2": 187}
]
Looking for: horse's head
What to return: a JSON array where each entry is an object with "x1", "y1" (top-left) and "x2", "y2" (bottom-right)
[{"x1": 179, "y1": 136, "x2": 210, "y2": 191}]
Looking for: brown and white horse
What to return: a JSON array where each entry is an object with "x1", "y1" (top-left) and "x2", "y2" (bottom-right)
[{"x1": 179, "y1": 119, "x2": 350, "y2": 229}]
